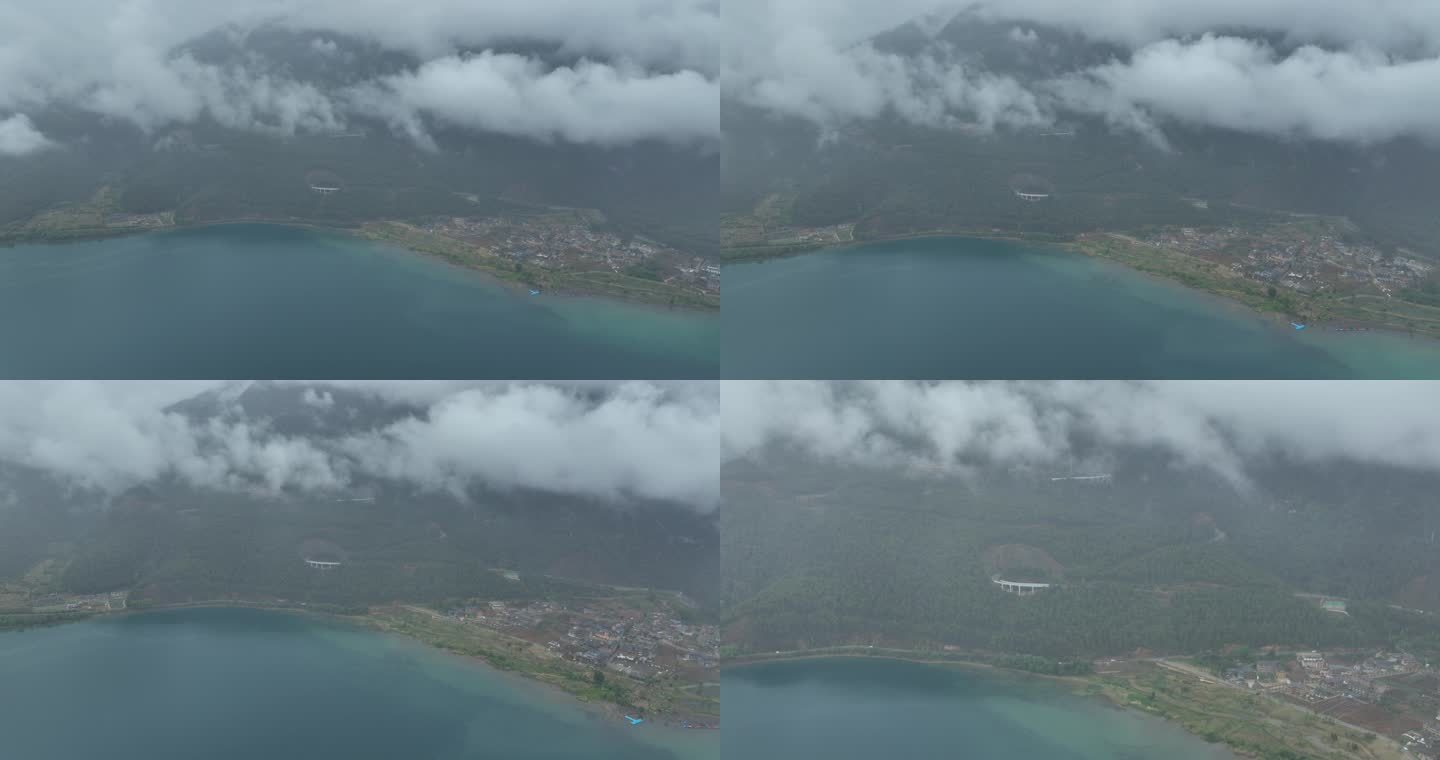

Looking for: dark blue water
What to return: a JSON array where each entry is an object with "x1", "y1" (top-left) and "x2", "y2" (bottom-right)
[
  {"x1": 0, "y1": 607, "x2": 715, "y2": 760},
  {"x1": 0, "y1": 225, "x2": 718, "y2": 378},
  {"x1": 723, "y1": 238, "x2": 1440, "y2": 378},
  {"x1": 726, "y1": 657, "x2": 1237, "y2": 759}
]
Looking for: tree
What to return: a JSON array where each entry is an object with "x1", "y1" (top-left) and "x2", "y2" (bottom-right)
[{"x1": 592, "y1": 669, "x2": 605, "y2": 686}]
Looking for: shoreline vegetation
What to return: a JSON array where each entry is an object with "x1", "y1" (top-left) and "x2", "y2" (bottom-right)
[
  {"x1": 357, "y1": 221, "x2": 719, "y2": 311},
  {"x1": 722, "y1": 225, "x2": 1440, "y2": 342},
  {"x1": 727, "y1": 646, "x2": 1406, "y2": 760},
  {"x1": 0, "y1": 600, "x2": 719, "y2": 729},
  {"x1": 0, "y1": 206, "x2": 718, "y2": 312}
]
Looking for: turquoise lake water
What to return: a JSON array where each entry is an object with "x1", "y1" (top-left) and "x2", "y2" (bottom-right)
[
  {"x1": 0, "y1": 225, "x2": 718, "y2": 378},
  {"x1": 725, "y1": 657, "x2": 1237, "y2": 759},
  {"x1": 0, "y1": 607, "x2": 717, "y2": 760},
  {"x1": 724, "y1": 237, "x2": 1440, "y2": 378}
]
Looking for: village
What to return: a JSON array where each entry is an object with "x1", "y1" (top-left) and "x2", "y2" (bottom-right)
[
  {"x1": 421, "y1": 215, "x2": 720, "y2": 294},
  {"x1": 750, "y1": 222, "x2": 856, "y2": 248},
  {"x1": 1138, "y1": 223, "x2": 1433, "y2": 299},
  {"x1": 28, "y1": 590, "x2": 128, "y2": 613},
  {"x1": 720, "y1": 211, "x2": 857, "y2": 251},
  {"x1": 440, "y1": 596, "x2": 720, "y2": 685},
  {"x1": 1202, "y1": 644, "x2": 1440, "y2": 756},
  {"x1": 102, "y1": 211, "x2": 173, "y2": 230}
]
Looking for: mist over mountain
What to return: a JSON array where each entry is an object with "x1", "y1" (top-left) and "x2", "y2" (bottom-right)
[
  {"x1": 3, "y1": 2, "x2": 718, "y2": 149},
  {"x1": 722, "y1": 382, "x2": 1440, "y2": 659},
  {"x1": 0, "y1": 381, "x2": 720, "y2": 606},
  {"x1": 0, "y1": 3, "x2": 720, "y2": 255},
  {"x1": 723, "y1": 3, "x2": 1440, "y2": 261}
]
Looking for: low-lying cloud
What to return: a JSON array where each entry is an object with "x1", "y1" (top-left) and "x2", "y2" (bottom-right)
[
  {"x1": 0, "y1": 0, "x2": 718, "y2": 149},
  {"x1": 726, "y1": 0, "x2": 1051, "y2": 134},
  {"x1": 354, "y1": 53, "x2": 720, "y2": 149},
  {"x1": 0, "y1": 381, "x2": 719, "y2": 511},
  {"x1": 0, "y1": 114, "x2": 54, "y2": 156},
  {"x1": 723, "y1": 381, "x2": 1440, "y2": 490},
  {"x1": 1052, "y1": 35, "x2": 1440, "y2": 148},
  {"x1": 729, "y1": 0, "x2": 1440, "y2": 147}
]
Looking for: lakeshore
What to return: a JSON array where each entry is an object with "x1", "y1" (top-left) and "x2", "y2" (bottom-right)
[
  {"x1": 724, "y1": 220, "x2": 1440, "y2": 341},
  {"x1": 724, "y1": 655, "x2": 1241, "y2": 760},
  {"x1": 0, "y1": 223, "x2": 719, "y2": 378},
  {"x1": 2, "y1": 596, "x2": 718, "y2": 729},
  {"x1": 1, "y1": 216, "x2": 718, "y2": 312},
  {"x1": 723, "y1": 235, "x2": 1440, "y2": 378},
  {"x1": 0, "y1": 605, "x2": 716, "y2": 760},
  {"x1": 725, "y1": 648, "x2": 1405, "y2": 759}
]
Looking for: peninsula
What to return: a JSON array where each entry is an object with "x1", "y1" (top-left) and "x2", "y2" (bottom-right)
[
  {"x1": 2, "y1": 579, "x2": 720, "y2": 728},
  {"x1": 3, "y1": 187, "x2": 719, "y2": 311},
  {"x1": 722, "y1": 195, "x2": 1440, "y2": 339}
]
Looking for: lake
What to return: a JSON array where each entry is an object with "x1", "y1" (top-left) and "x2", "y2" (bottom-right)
[
  {"x1": 0, "y1": 225, "x2": 718, "y2": 379},
  {"x1": 725, "y1": 657, "x2": 1237, "y2": 759},
  {"x1": 723, "y1": 238, "x2": 1440, "y2": 378},
  {"x1": 0, "y1": 607, "x2": 718, "y2": 760}
]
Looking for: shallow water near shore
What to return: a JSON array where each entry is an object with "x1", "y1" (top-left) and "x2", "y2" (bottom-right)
[
  {"x1": 0, "y1": 607, "x2": 717, "y2": 760},
  {"x1": 725, "y1": 657, "x2": 1237, "y2": 759},
  {"x1": 0, "y1": 224, "x2": 719, "y2": 378},
  {"x1": 723, "y1": 237, "x2": 1440, "y2": 379}
]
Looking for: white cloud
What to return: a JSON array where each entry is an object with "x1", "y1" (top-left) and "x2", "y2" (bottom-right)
[
  {"x1": 724, "y1": 381, "x2": 1440, "y2": 491},
  {"x1": 0, "y1": 381, "x2": 718, "y2": 511},
  {"x1": 0, "y1": 114, "x2": 54, "y2": 156},
  {"x1": 965, "y1": 0, "x2": 1440, "y2": 53},
  {"x1": 310, "y1": 38, "x2": 339, "y2": 56},
  {"x1": 726, "y1": 0, "x2": 1050, "y2": 132},
  {"x1": 276, "y1": 0, "x2": 719, "y2": 74},
  {"x1": 728, "y1": 0, "x2": 1440, "y2": 145},
  {"x1": 352, "y1": 53, "x2": 719, "y2": 148},
  {"x1": 0, "y1": 0, "x2": 717, "y2": 147},
  {"x1": 341, "y1": 383, "x2": 719, "y2": 507},
  {"x1": 1052, "y1": 35, "x2": 1440, "y2": 146}
]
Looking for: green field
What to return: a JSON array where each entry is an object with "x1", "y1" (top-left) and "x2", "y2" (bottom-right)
[{"x1": 1086, "y1": 662, "x2": 1404, "y2": 760}]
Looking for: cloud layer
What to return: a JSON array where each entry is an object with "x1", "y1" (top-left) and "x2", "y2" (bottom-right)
[
  {"x1": 0, "y1": 0, "x2": 718, "y2": 149},
  {"x1": 723, "y1": 381, "x2": 1440, "y2": 489},
  {"x1": 726, "y1": 0, "x2": 1050, "y2": 133},
  {"x1": 727, "y1": 0, "x2": 1440, "y2": 146},
  {"x1": 0, "y1": 114, "x2": 53, "y2": 156},
  {"x1": 1052, "y1": 35, "x2": 1440, "y2": 147},
  {"x1": 0, "y1": 381, "x2": 719, "y2": 511},
  {"x1": 354, "y1": 53, "x2": 719, "y2": 148}
]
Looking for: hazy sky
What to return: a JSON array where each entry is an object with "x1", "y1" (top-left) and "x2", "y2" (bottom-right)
[
  {"x1": 0, "y1": 0, "x2": 719, "y2": 153},
  {"x1": 726, "y1": 0, "x2": 1440, "y2": 147},
  {"x1": 0, "y1": 381, "x2": 719, "y2": 512},
  {"x1": 723, "y1": 381, "x2": 1440, "y2": 489}
]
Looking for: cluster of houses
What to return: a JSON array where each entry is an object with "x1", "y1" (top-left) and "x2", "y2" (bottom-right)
[
  {"x1": 424, "y1": 216, "x2": 718, "y2": 293},
  {"x1": 1219, "y1": 649, "x2": 1423, "y2": 709},
  {"x1": 444, "y1": 598, "x2": 719, "y2": 681},
  {"x1": 31, "y1": 590, "x2": 127, "y2": 612},
  {"x1": 445, "y1": 599, "x2": 559, "y2": 634},
  {"x1": 558, "y1": 607, "x2": 719, "y2": 679},
  {"x1": 1141, "y1": 225, "x2": 1431, "y2": 297},
  {"x1": 762, "y1": 222, "x2": 855, "y2": 248}
]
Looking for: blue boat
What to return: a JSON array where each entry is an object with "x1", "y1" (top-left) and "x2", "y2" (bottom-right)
[
  {"x1": 529, "y1": 289, "x2": 542, "y2": 296},
  {"x1": 1291, "y1": 322, "x2": 1307, "y2": 331},
  {"x1": 624, "y1": 716, "x2": 645, "y2": 726}
]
